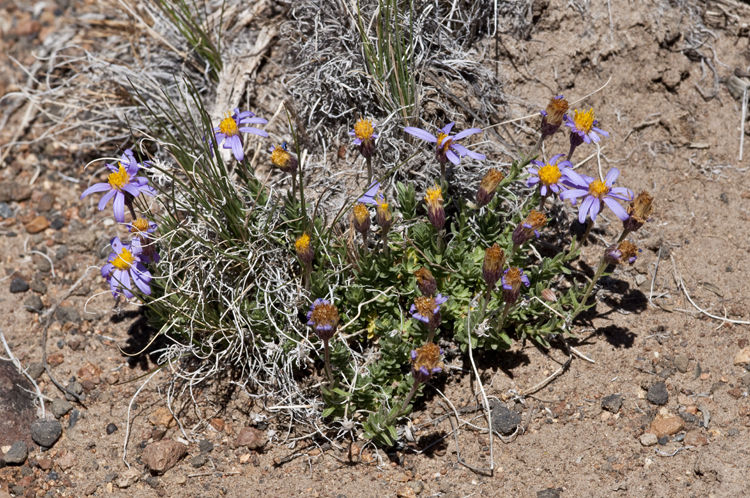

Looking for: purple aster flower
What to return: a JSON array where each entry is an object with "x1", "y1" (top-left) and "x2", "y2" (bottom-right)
[
  {"x1": 128, "y1": 218, "x2": 160, "y2": 263},
  {"x1": 404, "y1": 122, "x2": 485, "y2": 166},
  {"x1": 501, "y1": 267, "x2": 530, "y2": 305},
  {"x1": 101, "y1": 236, "x2": 152, "y2": 299},
  {"x1": 80, "y1": 152, "x2": 156, "y2": 223},
  {"x1": 527, "y1": 154, "x2": 573, "y2": 197},
  {"x1": 213, "y1": 108, "x2": 268, "y2": 162},
  {"x1": 358, "y1": 181, "x2": 381, "y2": 205},
  {"x1": 564, "y1": 108, "x2": 609, "y2": 159},
  {"x1": 604, "y1": 240, "x2": 640, "y2": 266},
  {"x1": 410, "y1": 294, "x2": 448, "y2": 332},
  {"x1": 559, "y1": 168, "x2": 634, "y2": 224},
  {"x1": 306, "y1": 298, "x2": 340, "y2": 342}
]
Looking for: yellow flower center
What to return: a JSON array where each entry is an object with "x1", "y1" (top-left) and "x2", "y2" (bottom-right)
[
  {"x1": 131, "y1": 218, "x2": 150, "y2": 233},
  {"x1": 413, "y1": 342, "x2": 443, "y2": 372},
  {"x1": 425, "y1": 185, "x2": 443, "y2": 207},
  {"x1": 504, "y1": 267, "x2": 523, "y2": 290},
  {"x1": 353, "y1": 203, "x2": 369, "y2": 224},
  {"x1": 353, "y1": 118, "x2": 374, "y2": 140},
  {"x1": 538, "y1": 163, "x2": 562, "y2": 186},
  {"x1": 112, "y1": 247, "x2": 135, "y2": 271},
  {"x1": 572, "y1": 108, "x2": 595, "y2": 133},
  {"x1": 437, "y1": 133, "x2": 452, "y2": 153},
  {"x1": 588, "y1": 179, "x2": 610, "y2": 199},
  {"x1": 107, "y1": 163, "x2": 130, "y2": 190},
  {"x1": 295, "y1": 233, "x2": 310, "y2": 252},
  {"x1": 414, "y1": 296, "x2": 436, "y2": 317},
  {"x1": 270, "y1": 146, "x2": 290, "y2": 168},
  {"x1": 523, "y1": 210, "x2": 547, "y2": 230},
  {"x1": 219, "y1": 112, "x2": 239, "y2": 136}
]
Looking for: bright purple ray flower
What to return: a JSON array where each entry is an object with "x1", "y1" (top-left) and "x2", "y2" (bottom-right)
[
  {"x1": 213, "y1": 108, "x2": 268, "y2": 162},
  {"x1": 559, "y1": 168, "x2": 634, "y2": 224},
  {"x1": 404, "y1": 122, "x2": 485, "y2": 166},
  {"x1": 80, "y1": 150, "x2": 156, "y2": 223},
  {"x1": 101, "y1": 236, "x2": 152, "y2": 299},
  {"x1": 358, "y1": 181, "x2": 381, "y2": 205}
]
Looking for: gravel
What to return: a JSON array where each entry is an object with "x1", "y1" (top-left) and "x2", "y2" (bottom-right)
[
  {"x1": 23, "y1": 294, "x2": 44, "y2": 313},
  {"x1": 51, "y1": 398, "x2": 73, "y2": 419},
  {"x1": 9, "y1": 278, "x2": 30, "y2": 293},
  {"x1": 647, "y1": 382, "x2": 669, "y2": 406},
  {"x1": 491, "y1": 403, "x2": 522, "y2": 435},
  {"x1": 4, "y1": 441, "x2": 29, "y2": 465}
]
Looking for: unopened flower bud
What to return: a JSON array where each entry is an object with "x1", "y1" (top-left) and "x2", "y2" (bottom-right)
[
  {"x1": 512, "y1": 210, "x2": 547, "y2": 247},
  {"x1": 476, "y1": 169, "x2": 504, "y2": 207},
  {"x1": 415, "y1": 268, "x2": 437, "y2": 297},
  {"x1": 623, "y1": 190, "x2": 654, "y2": 233},
  {"x1": 482, "y1": 244, "x2": 505, "y2": 289},
  {"x1": 269, "y1": 144, "x2": 298, "y2": 175},
  {"x1": 375, "y1": 197, "x2": 392, "y2": 233},
  {"x1": 541, "y1": 288, "x2": 557, "y2": 302}
]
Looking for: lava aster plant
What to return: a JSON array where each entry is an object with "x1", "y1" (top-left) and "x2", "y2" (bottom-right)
[
  {"x1": 565, "y1": 108, "x2": 609, "y2": 160},
  {"x1": 101, "y1": 236, "x2": 152, "y2": 299},
  {"x1": 80, "y1": 151, "x2": 156, "y2": 223},
  {"x1": 560, "y1": 168, "x2": 634, "y2": 224},
  {"x1": 527, "y1": 154, "x2": 573, "y2": 198},
  {"x1": 213, "y1": 108, "x2": 268, "y2": 162}
]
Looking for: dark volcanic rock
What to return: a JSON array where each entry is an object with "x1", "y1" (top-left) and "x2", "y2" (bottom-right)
[
  {"x1": 491, "y1": 403, "x2": 522, "y2": 435},
  {"x1": 30, "y1": 419, "x2": 63, "y2": 448},
  {"x1": 601, "y1": 394, "x2": 623, "y2": 413},
  {"x1": 4, "y1": 441, "x2": 28, "y2": 465},
  {"x1": 0, "y1": 362, "x2": 37, "y2": 446},
  {"x1": 9, "y1": 277, "x2": 30, "y2": 293},
  {"x1": 647, "y1": 382, "x2": 669, "y2": 406}
]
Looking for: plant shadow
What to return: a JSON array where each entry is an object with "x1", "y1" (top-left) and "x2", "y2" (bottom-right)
[{"x1": 121, "y1": 312, "x2": 165, "y2": 371}]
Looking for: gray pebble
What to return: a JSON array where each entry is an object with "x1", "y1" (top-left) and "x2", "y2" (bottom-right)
[
  {"x1": 674, "y1": 354, "x2": 689, "y2": 373},
  {"x1": 50, "y1": 217, "x2": 64, "y2": 230},
  {"x1": 31, "y1": 419, "x2": 63, "y2": 448},
  {"x1": 106, "y1": 423, "x2": 118, "y2": 435},
  {"x1": 740, "y1": 373, "x2": 750, "y2": 387},
  {"x1": 65, "y1": 381, "x2": 84, "y2": 402},
  {"x1": 68, "y1": 409, "x2": 80, "y2": 429},
  {"x1": 647, "y1": 382, "x2": 669, "y2": 406},
  {"x1": 657, "y1": 435, "x2": 669, "y2": 445},
  {"x1": 145, "y1": 476, "x2": 159, "y2": 489},
  {"x1": 729, "y1": 428, "x2": 740, "y2": 437},
  {"x1": 601, "y1": 394, "x2": 622, "y2": 413},
  {"x1": 55, "y1": 245, "x2": 69, "y2": 260},
  {"x1": 199, "y1": 439, "x2": 214, "y2": 454},
  {"x1": 34, "y1": 255, "x2": 51, "y2": 273},
  {"x1": 640, "y1": 433, "x2": 658, "y2": 446},
  {"x1": 0, "y1": 202, "x2": 13, "y2": 219},
  {"x1": 55, "y1": 306, "x2": 81, "y2": 324},
  {"x1": 191, "y1": 454, "x2": 208, "y2": 468},
  {"x1": 537, "y1": 488, "x2": 561, "y2": 498},
  {"x1": 104, "y1": 472, "x2": 118, "y2": 483},
  {"x1": 30, "y1": 279, "x2": 47, "y2": 294},
  {"x1": 4, "y1": 441, "x2": 28, "y2": 465},
  {"x1": 27, "y1": 362, "x2": 45, "y2": 380},
  {"x1": 10, "y1": 278, "x2": 30, "y2": 293},
  {"x1": 23, "y1": 294, "x2": 44, "y2": 313},
  {"x1": 490, "y1": 403, "x2": 522, "y2": 435},
  {"x1": 51, "y1": 399, "x2": 73, "y2": 419}
]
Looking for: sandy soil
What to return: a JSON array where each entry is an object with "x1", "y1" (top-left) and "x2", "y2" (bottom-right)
[{"x1": 2, "y1": 0, "x2": 750, "y2": 497}]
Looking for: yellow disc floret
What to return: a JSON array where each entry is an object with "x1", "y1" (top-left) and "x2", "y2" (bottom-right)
[
  {"x1": 588, "y1": 179, "x2": 610, "y2": 199},
  {"x1": 131, "y1": 218, "x2": 150, "y2": 233},
  {"x1": 436, "y1": 132, "x2": 452, "y2": 153},
  {"x1": 219, "y1": 112, "x2": 239, "y2": 136},
  {"x1": 295, "y1": 233, "x2": 311, "y2": 252},
  {"x1": 112, "y1": 247, "x2": 135, "y2": 271},
  {"x1": 353, "y1": 118, "x2": 374, "y2": 141},
  {"x1": 353, "y1": 203, "x2": 369, "y2": 225},
  {"x1": 270, "y1": 146, "x2": 291, "y2": 168},
  {"x1": 108, "y1": 163, "x2": 130, "y2": 190},
  {"x1": 538, "y1": 163, "x2": 562, "y2": 186},
  {"x1": 425, "y1": 184, "x2": 443, "y2": 207},
  {"x1": 572, "y1": 108, "x2": 595, "y2": 133}
]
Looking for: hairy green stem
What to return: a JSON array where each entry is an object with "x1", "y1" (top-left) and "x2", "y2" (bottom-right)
[
  {"x1": 323, "y1": 338, "x2": 334, "y2": 386},
  {"x1": 390, "y1": 379, "x2": 421, "y2": 424},
  {"x1": 366, "y1": 156, "x2": 373, "y2": 186}
]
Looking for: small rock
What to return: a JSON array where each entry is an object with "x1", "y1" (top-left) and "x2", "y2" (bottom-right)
[
  {"x1": 634, "y1": 274, "x2": 647, "y2": 286},
  {"x1": 4, "y1": 441, "x2": 28, "y2": 465},
  {"x1": 29, "y1": 279, "x2": 47, "y2": 294},
  {"x1": 105, "y1": 372, "x2": 120, "y2": 385},
  {"x1": 0, "y1": 183, "x2": 31, "y2": 202},
  {"x1": 601, "y1": 394, "x2": 622, "y2": 413},
  {"x1": 536, "y1": 489, "x2": 561, "y2": 498},
  {"x1": 55, "y1": 245, "x2": 69, "y2": 260},
  {"x1": 106, "y1": 423, "x2": 118, "y2": 435},
  {"x1": 55, "y1": 306, "x2": 81, "y2": 324},
  {"x1": 408, "y1": 481, "x2": 424, "y2": 495},
  {"x1": 57, "y1": 452, "x2": 76, "y2": 470},
  {"x1": 684, "y1": 431, "x2": 708, "y2": 446},
  {"x1": 65, "y1": 381, "x2": 83, "y2": 402},
  {"x1": 25, "y1": 216, "x2": 50, "y2": 234},
  {"x1": 729, "y1": 428, "x2": 740, "y2": 437},
  {"x1": 77, "y1": 363, "x2": 101, "y2": 385},
  {"x1": 728, "y1": 387, "x2": 743, "y2": 399},
  {"x1": 647, "y1": 382, "x2": 669, "y2": 406},
  {"x1": 235, "y1": 427, "x2": 267, "y2": 450},
  {"x1": 175, "y1": 475, "x2": 187, "y2": 485},
  {"x1": 640, "y1": 433, "x2": 658, "y2": 447},
  {"x1": 10, "y1": 278, "x2": 30, "y2": 293},
  {"x1": 0, "y1": 202, "x2": 13, "y2": 219},
  {"x1": 68, "y1": 409, "x2": 80, "y2": 429},
  {"x1": 190, "y1": 454, "x2": 208, "y2": 468},
  {"x1": 396, "y1": 485, "x2": 417, "y2": 498},
  {"x1": 148, "y1": 407, "x2": 176, "y2": 428},
  {"x1": 51, "y1": 399, "x2": 73, "y2": 419},
  {"x1": 209, "y1": 418, "x2": 225, "y2": 432},
  {"x1": 491, "y1": 403, "x2": 522, "y2": 435},
  {"x1": 27, "y1": 362, "x2": 45, "y2": 380},
  {"x1": 674, "y1": 354, "x2": 689, "y2": 373},
  {"x1": 649, "y1": 416, "x2": 684, "y2": 437},
  {"x1": 30, "y1": 419, "x2": 63, "y2": 448},
  {"x1": 38, "y1": 193, "x2": 56, "y2": 212},
  {"x1": 142, "y1": 439, "x2": 188, "y2": 474},
  {"x1": 741, "y1": 373, "x2": 750, "y2": 387},
  {"x1": 34, "y1": 255, "x2": 51, "y2": 273},
  {"x1": 37, "y1": 458, "x2": 53, "y2": 470},
  {"x1": 116, "y1": 469, "x2": 140, "y2": 488},
  {"x1": 198, "y1": 439, "x2": 214, "y2": 454},
  {"x1": 151, "y1": 429, "x2": 167, "y2": 441},
  {"x1": 145, "y1": 476, "x2": 159, "y2": 489},
  {"x1": 657, "y1": 435, "x2": 669, "y2": 445},
  {"x1": 23, "y1": 294, "x2": 44, "y2": 313},
  {"x1": 734, "y1": 347, "x2": 750, "y2": 365},
  {"x1": 83, "y1": 484, "x2": 98, "y2": 496}
]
